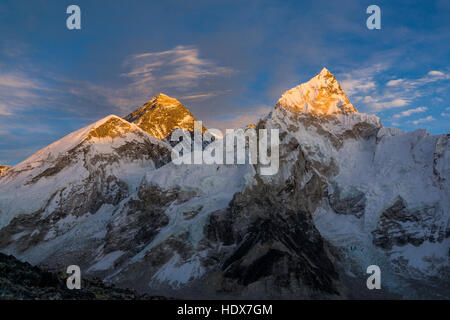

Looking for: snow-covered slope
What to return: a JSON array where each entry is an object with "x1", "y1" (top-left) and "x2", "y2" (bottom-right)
[
  {"x1": 0, "y1": 115, "x2": 171, "y2": 227},
  {"x1": 0, "y1": 69, "x2": 448, "y2": 299}
]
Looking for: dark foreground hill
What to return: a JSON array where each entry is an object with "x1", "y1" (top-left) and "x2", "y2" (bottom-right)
[{"x1": 0, "y1": 253, "x2": 166, "y2": 300}]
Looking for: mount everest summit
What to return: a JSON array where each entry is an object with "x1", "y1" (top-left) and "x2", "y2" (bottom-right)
[{"x1": 0, "y1": 68, "x2": 448, "y2": 299}]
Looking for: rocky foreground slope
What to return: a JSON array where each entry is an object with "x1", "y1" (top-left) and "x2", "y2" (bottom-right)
[
  {"x1": 0, "y1": 68, "x2": 448, "y2": 299},
  {"x1": 0, "y1": 253, "x2": 164, "y2": 299}
]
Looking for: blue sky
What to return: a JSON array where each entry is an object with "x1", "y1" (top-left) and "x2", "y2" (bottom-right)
[{"x1": 0, "y1": 0, "x2": 449, "y2": 165}]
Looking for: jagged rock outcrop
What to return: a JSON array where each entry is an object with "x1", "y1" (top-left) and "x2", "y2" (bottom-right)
[
  {"x1": 328, "y1": 185, "x2": 366, "y2": 218},
  {"x1": 203, "y1": 188, "x2": 341, "y2": 299},
  {"x1": 372, "y1": 197, "x2": 444, "y2": 249}
]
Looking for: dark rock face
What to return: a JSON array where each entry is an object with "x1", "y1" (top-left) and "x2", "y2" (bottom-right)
[
  {"x1": 0, "y1": 253, "x2": 160, "y2": 300},
  {"x1": 342, "y1": 121, "x2": 380, "y2": 141},
  {"x1": 98, "y1": 184, "x2": 197, "y2": 268},
  {"x1": 372, "y1": 197, "x2": 445, "y2": 250},
  {"x1": 199, "y1": 116, "x2": 344, "y2": 298},
  {"x1": 203, "y1": 179, "x2": 341, "y2": 298},
  {"x1": 110, "y1": 231, "x2": 199, "y2": 296},
  {"x1": 433, "y1": 134, "x2": 450, "y2": 189},
  {"x1": 328, "y1": 186, "x2": 366, "y2": 218}
]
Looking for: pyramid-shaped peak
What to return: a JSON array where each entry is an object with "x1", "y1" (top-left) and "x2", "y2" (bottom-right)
[
  {"x1": 276, "y1": 68, "x2": 358, "y2": 115},
  {"x1": 319, "y1": 67, "x2": 331, "y2": 76},
  {"x1": 124, "y1": 94, "x2": 184, "y2": 124},
  {"x1": 124, "y1": 94, "x2": 204, "y2": 139},
  {"x1": 314, "y1": 68, "x2": 338, "y2": 83}
]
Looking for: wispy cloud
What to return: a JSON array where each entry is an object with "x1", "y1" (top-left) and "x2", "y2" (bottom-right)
[
  {"x1": 181, "y1": 90, "x2": 231, "y2": 101},
  {"x1": 428, "y1": 70, "x2": 445, "y2": 77},
  {"x1": 393, "y1": 106, "x2": 428, "y2": 119},
  {"x1": 0, "y1": 103, "x2": 11, "y2": 116},
  {"x1": 0, "y1": 71, "x2": 48, "y2": 115},
  {"x1": 67, "y1": 45, "x2": 234, "y2": 113},
  {"x1": 338, "y1": 63, "x2": 412, "y2": 111},
  {"x1": 408, "y1": 116, "x2": 435, "y2": 125},
  {"x1": 0, "y1": 73, "x2": 41, "y2": 89},
  {"x1": 386, "y1": 79, "x2": 404, "y2": 87},
  {"x1": 0, "y1": 40, "x2": 28, "y2": 58},
  {"x1": 181, "y1": 93, "x2": 216, "y2": 101},
  {"x1": 386, "y1": 70, "x2": 450, "y2": 88},
  {"x1": 373, "y1": 98, "x2": 409, "y2": 110},
  {"x1": 205, "y1": 105, "x2": 272, "y2": 132},
  {"x1": 123, "y1": 45, "x2": 233, "y2": 88},
  {"x1": 341, "y1": 65, "x2": 450, "y2": 112},
  {"x1": 339, "y1": 63, "x2": 386, "y2": 96}
]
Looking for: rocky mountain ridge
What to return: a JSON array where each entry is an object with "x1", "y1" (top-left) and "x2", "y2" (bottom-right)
[{"x1": 0, "y1": 68, "x2": 448, "y2": 299}]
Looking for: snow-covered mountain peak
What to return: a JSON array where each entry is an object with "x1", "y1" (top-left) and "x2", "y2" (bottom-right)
[
  {"x1": 2, "y1": 114, "x2": 167, "y2": 182},
  {"x1": 319, "y1": 67, "x2": 331, "y2": 76},
  {"x1": 146, "y1": 93, "x2": 183, "y2": 110},
  {"x1": 14, "y1": 115, "x2": 133, "y2": 168},
  {"x1": 0, "y1": 112, "x2": 172, "y2": 227},
  {"x1": 123, "y1": 93, "x2": 203, "y2": 139},
  {"x1": 276, "y1": 68, "x2": 358, "y2": 116}
]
